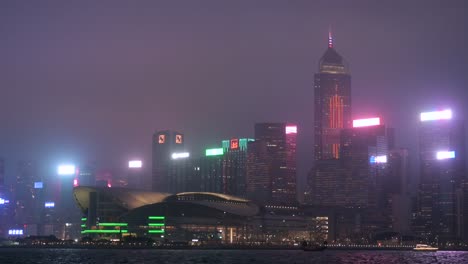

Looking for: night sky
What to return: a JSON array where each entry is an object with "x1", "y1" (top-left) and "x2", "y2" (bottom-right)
[{"x1": 1, "y1": 1, "x2": 467, "y2": 193}]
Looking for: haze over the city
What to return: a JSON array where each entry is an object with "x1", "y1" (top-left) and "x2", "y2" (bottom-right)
[{"x1": 1, "y1": 0, "x2": 467, "y2": 191}]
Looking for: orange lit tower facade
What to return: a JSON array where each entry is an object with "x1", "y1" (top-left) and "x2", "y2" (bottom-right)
[{"x1": 314, "y1": 32, "x2": 351, "y2": 160}]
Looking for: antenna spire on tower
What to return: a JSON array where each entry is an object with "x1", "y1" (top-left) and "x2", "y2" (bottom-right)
[{"x1": 328, "y1": 25, "x2": 333, "y2": 48}]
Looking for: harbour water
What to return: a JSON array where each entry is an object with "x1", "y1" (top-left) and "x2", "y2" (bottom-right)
[{"x1": 0, "y1": 248, "x2": 467, "y2": 264}]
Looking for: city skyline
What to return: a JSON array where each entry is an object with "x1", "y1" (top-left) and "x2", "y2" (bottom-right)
[
  {"x1": 1, "y1": 1, "x2": 468, "y2": 251},
  {"x1": 1, "y1": 1, "x2": 467, "y2": 195}
]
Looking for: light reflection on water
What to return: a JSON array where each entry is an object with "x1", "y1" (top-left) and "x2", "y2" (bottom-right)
[{"x1": 0, "y1": 249, "x2": 467, "y2": 264}]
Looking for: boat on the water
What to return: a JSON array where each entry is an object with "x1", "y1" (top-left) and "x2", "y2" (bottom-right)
[
  {"x1": 301, "y1": 241, "x2": 327, "y2": 251},
  {"x1": 413, "y1": 244, "x2": 438, "y2": 251},
  {"x1": 302, "y1": 245, "x2": 327, "y2": 251}
]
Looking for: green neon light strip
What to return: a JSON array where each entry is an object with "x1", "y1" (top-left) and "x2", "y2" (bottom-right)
[
  {"x1": 148, "y1": 230, "x2": 165, "y2": 233},
  {"x1": 148, "y1": 223, "x2": 165, "y2": 226},
  {"x1": 81, "y1": 218, "x2": 87, "y2": 221},
  {"x1": 98, "y1": 223, "x2": 128, "y2": 226},
  {"x1": 148, "y1": 216, "x2": 165, "y2": 220},
  {"x1": 81, "y1": 224, "x2": 86, "y2": 228},
  {"x1": 81, "y1": 230, "x2": 128, "y2": 234}
]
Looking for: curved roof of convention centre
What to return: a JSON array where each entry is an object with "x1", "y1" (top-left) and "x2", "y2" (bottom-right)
[
  {"x1": 73, "y1": 186, "x2": 171, "y2": 213},
  {"x1": 162, "y1": 192, "x2": 259, "y2": 216},
  {"x1": 169, "y1": 192, "x2": 250, "y2": 203},
  {"x1": 73, "y1": 187, "x2": 256, "y2": 216}
]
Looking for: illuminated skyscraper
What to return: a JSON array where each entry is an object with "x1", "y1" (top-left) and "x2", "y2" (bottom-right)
[
  {"x1": 178, "y1": 140, "x2": 253, "y2": 196},
  {"x1": 151, "y1": 130, "x2": 184, "y2": 192},
  {"x1": 459, "y1": 180, "x2": 468, "y2": 243},
  {"x1": 246, "y1": 140, "x2": 270, "y2": 204},
  {"x1": 314, "y1": 31, "x2": 351, "y2": 160},
  {"x1": 414, "y1": 109, "x2": 465, "y2": 242},
  {"x1": 15, "y1": 161, "x2": 40, "y2": 226},
  {"x1": 308, "y1": 117, "x2": 393, "y2": 210},
  {"x1": 198, "y1": 150, "x2": 224, "y2": 193},
  {"x1": 221, "y1": 138, "x2": 254, "y2": 196},
  {"x1": 340, "y1": 118, "x2": 391, "y2": 209},
  {"x1": 254, "y1": 123, "x2": 297, "y2": 205},
  {"x1": 0, "y1": 158, "x2": 10, "y2": 236},
  {"x1": 387, "y1": 148, "x2": 411, "y2": 234},
  {"x1": 167, "y1": 154, "x2": 193, "y2": 193},
  {"x1": 78, "y1": 164, "x2": 96, "y2": 187},
  {"x1": 0, "y1": 158, "x2": 4, "y2": 190}
]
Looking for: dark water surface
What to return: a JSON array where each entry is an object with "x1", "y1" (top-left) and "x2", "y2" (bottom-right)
[{"x1": 0, "y1": 248, "x2": 467, "y2": 264}]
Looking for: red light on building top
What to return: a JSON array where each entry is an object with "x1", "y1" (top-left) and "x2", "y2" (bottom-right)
[
  {"x1": 353, "y1": 117, "x2": 381, "y2": 128},
  {"x1": 285, "y1": 126, "x2": 297, "y2": 134},
  {"x1": 230, "y1": 138, "x2": 239, "y2": 150}
]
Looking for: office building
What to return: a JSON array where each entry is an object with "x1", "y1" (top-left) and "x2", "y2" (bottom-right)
[
  {"x1": 15, "y1": 161, "x2": 40, "y2": 226},
  {"x1": 246, "y1": 140, "x2": 270, "y2": 204},
  {"x1": 308, "y1": 117, "x2": 392, "y2": 209},
  {"x1": 78, "y1": 164, "x2": 96, "y2": 187},
  {"x1": 127, "y1": 160, "x2": 143, "y2": 189},
  {"x1": 221, "y1": 138, "x2": 254, "y2": 196},
  {"x1": 0, "y1": 158, "x2": 4, "y2": 190},
  {"x1": 152, "y1": 130, "x2": 184, "y2": 192},
  {"x1": 458, "y1": 180, "x2": 468, "y2": 242},
  {"x1": 340, "y1": 118, "x2": 391, "y2": 209},
  {"x1": 415, "y1": 109, "x2": 465, "y2": 243},
  {"x1": 254, "y1": 123, "x2": 297, "y2": 205},
  {"x1": 314, "y1": 31, "x2": 351, "y2": 160},
  {"x1": 167, "y1": 153, "x2": 193, "y2": 193},
  {"x1": 198, "y1": 149, "x2": 224, "y2": 193},
  {"x1": 386, "y1": 149, "x2": 411, "y2": 233}
]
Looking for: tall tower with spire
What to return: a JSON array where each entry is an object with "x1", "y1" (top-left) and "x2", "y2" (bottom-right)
[{"x1": 314, "y1": 29, "x2": 351, "y2": 160}]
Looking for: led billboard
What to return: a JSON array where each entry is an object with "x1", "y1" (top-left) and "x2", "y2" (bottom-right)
[
  {"x1": 57, "y1": 165, "x2": 76, "y2": 175},
  {"x1": 8, "y1": 229, "x2": 23, "y2": 235},
  {"x1": 285, "y1": 125, "x2": 298, "y2": 134},
  {"x1": 420, "y1": 109, "x2": 452, "y2": 121},
  {"x1": 230, "y1": 139, "x2": 239, "y2": 150},
  {"x1": 171, "y1": 152, "x2": 190, "y2": 159},
  {"x1": 0, "y1": 198, "x2": 9, "y2": 205},
  {"x1": 205, "y1": 148, "x2": 224, "y2": 156},
  {"x1": 34, "y1": 182, "x2": 43, "y2": 189},
  {"x1": 129, "y1": 160, "x2": 143, "y2": 168},
  {"x1": 436, "y1": 151, "x2": 455, "y2": 160},
  {"x1": 370, "y1": 155, "x2": 387, "y2": 163},
  {"x1": 44, "y1": 202, "x2": 55, "y2": 208},
  {"x1": 353, "y1": 117, "x2": 381, "y2": 128}
]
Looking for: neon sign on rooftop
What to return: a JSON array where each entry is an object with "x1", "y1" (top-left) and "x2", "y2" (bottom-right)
[
  {"x1": 420, "y1": 109, "x2": 452, "y2": 122},
  {"x1": 353, "y1": 117, "x2": 380, "y2": 128}
]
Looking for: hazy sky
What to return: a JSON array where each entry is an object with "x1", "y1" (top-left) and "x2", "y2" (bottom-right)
[{"x1": 1, "y1": 1, "x2": 467, "y2": 189}]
